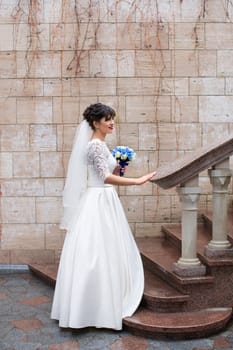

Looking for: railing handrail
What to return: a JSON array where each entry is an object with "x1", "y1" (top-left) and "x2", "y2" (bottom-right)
[{"x1": 151, "y1": 135, "x2": 233, "y2": 189}]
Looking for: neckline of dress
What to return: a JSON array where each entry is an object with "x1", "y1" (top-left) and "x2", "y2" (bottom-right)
[{"x1": 90, "y1": 138, "x2": 105, "y2": 143}]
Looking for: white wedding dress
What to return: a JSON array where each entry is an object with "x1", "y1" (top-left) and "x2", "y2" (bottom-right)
[{"x1": 51, "y1": 139, "x2": 144, "y2": 330}]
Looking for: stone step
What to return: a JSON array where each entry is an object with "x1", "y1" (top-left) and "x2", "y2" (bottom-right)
[
  {"x1": 29, "y1": 262, "x2": 189, "y2": 312},
  {"x1": 143, "y1": 269, "x2": 189, "y2": 312},
  {"x1": 123, "y1": 307, "x2": 232, "y2": 340},
  {"x1": 202, "y1": 211, "x2": 233, "y2": 243},
  {"x1": 162, "y1": 222, "x2": 233, "y2": 266},
  {"x1": 29, "y1": 264, "x2": 57, "y2": 286},
  {"x1": 137, "y1": 237, "x2": 214, "y2": 294}
]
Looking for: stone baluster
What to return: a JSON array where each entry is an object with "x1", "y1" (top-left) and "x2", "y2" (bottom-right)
[
  {"x1": 205, "y1": 158, "x2": 233, "y2": 258},
  {"x1": 173, "y1": 176, "x2": 206, "y2": 277}
]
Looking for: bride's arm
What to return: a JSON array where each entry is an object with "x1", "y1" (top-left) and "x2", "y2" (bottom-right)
[{"x1": 104, "y1": 171, "x2": 156, "y2": 186}]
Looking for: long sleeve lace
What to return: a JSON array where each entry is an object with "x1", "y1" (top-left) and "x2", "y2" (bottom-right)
[{"x1": 87, "y1": 140, "x2": 111, "y2": 182}]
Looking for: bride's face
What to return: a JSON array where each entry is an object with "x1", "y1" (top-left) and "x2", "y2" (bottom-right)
[{"x1": 94, "y1": 116, "x2": 114, "y2": 135}]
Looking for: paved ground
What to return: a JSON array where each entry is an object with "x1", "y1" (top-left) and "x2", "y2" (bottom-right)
[{"x1": 1, "y1": 271, "x2": 233, "y2": 350}]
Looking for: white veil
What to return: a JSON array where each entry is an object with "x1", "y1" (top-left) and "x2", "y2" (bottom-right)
[{"x1": 60, "y1": 120, "x2": 92, "y2": 231}]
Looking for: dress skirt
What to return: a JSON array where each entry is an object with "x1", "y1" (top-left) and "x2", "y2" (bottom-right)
[{"x1": 51, "y1": 185, "x2": 144, "y2": 330}]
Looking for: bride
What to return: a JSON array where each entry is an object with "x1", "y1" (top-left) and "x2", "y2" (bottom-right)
[{"x1": 51, "y1": 102, "x2": 156, "y2": 330}]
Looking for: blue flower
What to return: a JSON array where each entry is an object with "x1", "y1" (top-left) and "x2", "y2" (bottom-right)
[{"x1": 112, "y1": 146, "x2": 136, "y2": 176}]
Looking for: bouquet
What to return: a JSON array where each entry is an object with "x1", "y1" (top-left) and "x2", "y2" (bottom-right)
[{"x1": 112, "y1": 146, "x2": 136, "y2": 176}]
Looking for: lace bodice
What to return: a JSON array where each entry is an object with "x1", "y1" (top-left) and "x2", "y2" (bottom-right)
[{"x1": 87, "y1": 139, "x2": 116, "y2": 186}]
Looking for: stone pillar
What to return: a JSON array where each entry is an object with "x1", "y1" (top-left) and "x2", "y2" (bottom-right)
[
  {"x1": 173, "y1": 176, "x2": 206, "y2": 277},
  {"x1": 205, "y1": 158, "x2": 233, "y2": 258}
]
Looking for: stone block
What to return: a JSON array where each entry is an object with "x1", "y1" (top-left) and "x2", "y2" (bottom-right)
[
  {"x1": 226, "y1": 78, "x2": 233, "y2": 95},
  {"x1": 118, "y1": 123, "x2": 138, "y2": 150},
  {"x1": 1, "y1": 197, "x2": 35, "y2": 223},
  {"x1": 115, "y1": 0, "x2": 136, "y2": 22},
  {"x1": 0, "y1": 153, "x2": 12, "y2": 178},
  {"x1": 50, "y1": 23, "x2": 96, "y2": 50},
  {"x1": 62, "y1": 51, "x2": 89, "y2": 78},
  {"x1": 117, "y1": 51, "x2": 135, "y2": 77},
  {"x1": 136, "y1": 0, "x2": 204, "y2": 23},
  {"x1": 44, "y1": 179, "x2": 64, "y2": 196},
  {"x1": 2, "y1": 224, "x2": 45, "y2": 249},
  {"x1": 142, "y1": 23, "x2": 169, "y2": 50},
  {"x1": 11, "y1": 0, "x2": 44, "y2": 23},
  {"x1": 17, "y1": 97, "x2": 53, "y2": 124},
  {"x1": 199, "y1": 96, "x2": 233, "y2": 123},
  {"x1": 0, "y1": 250, "x2": 10, "y2": 264},
  {"x1": 90, "y1": 51, "x2": 117, "y2": 77},
  {"x1": 148, "y1": 151, "x2": 159, "y2": 173},
  {"x1": 125, "y1": 151, "x2": 149, "y2": 177},
  {"x1": 158, "y1": 123, "x2": 201, "y2": 151},
  {"x1": 96, "y1": 23, "x2": 116, "y2": 49},
  {"x1": 201, "y1": 123, "x2": 230, "y2": 146},
  {"x1": 57, "y1": 124, "x2": 77, "y2": 151},
  {"x1": 10, "y1": 250, "x2": 55, "y2": 264},
  {"x1": 0, "y1": 125, "x2": 29, "y2": 151},
  {"x1": 173, "y1": 50, "x2": 198, "y2": 77},
  {"x1": 144, "y1": 195, "x2": 171, "y2": 222},
  {"x1": 45, "y1": 224, "x2": 66, "y2": 249},
  {"x1": 0, "y1": 79, "x2": 43, "y2": 97},
  {"x1": 125, "y1": 95, "x2": 163, "y2": 124},
  {"x1": 53, "y1": 97, "x2": 79, "y2": 124},
  {"x1": 135, "y1": 50, "x2": 171, "y2": 77},
  {"x1": 0, "y1": 52, "x2": 16, "y2": 78},
  {"x1": 139, "y1": 123, "x2": 157, "y2": 150},
  {"x1": 203, "y1": 0, "x2": 228, "y2": 22},
  {"x1": 40, "y1": 152, "x2": 64, "y2": 178},
  {"x1": 15, "y1": 79, "x2": 44, "y2": 96},
  {"x1": 199, "y1": 176, "x2": 213, "y2": 195},
  {"x1": 120, "y1": 196, "x2": 144, "y2": 222},
  {"x1": 118, "y1": 78, "x2": 160, "y2": 96},
  {"x1": 171, "y1": 194, "x2": 181, "y2": 222},
  {"x1": 13, "y1": 152, "x2": 40, "y2": 178},
  {"x1": 173, "y1": 0, "x2": 206, "y2": 22},
  {"x1": 36, "y1": 197, "x2": 62, "y2": 224},
  {"x1": 125, "y1": 182, "x2": 153, "y2": 196},
  {"x1": 116, "y1": 23, "x2": 141, "y2": 49},
  {"x1": 43, "y1": 0, "x2": 65, "y2": 23},
  {"x1": 14, "y1": 23, "x2": 49, "y2": 51},
  {"x1": 161, "y1": 78, "x2": 189, "y2": 95},
  {"x1": 206, "y1": 23, "x2": 233, "y2": 49},
  {"x1": 169, "y1": 23, "x2": 204, "y2": 49},
  {"x1": 135, "y1": 223, "x2": 163, "y2": 238},
  {"x1": 17, "y1": 51, "x2": 61, "y2": 78},
  {"x1": 172, "y1": 96, "x2": 198, "y2": 123},
  {"x1": 44, "y1": 78, "x2": 71, "y2": 97},
  {"x1": 157, "y1": 149, "x2": 186, "y2": 168},
  {"x1": 0, "y1": 24, "x2": 13, "y2": 50},
  {"x1": 190, "y1": 78, "x2": 224, "y2": 95},
  {"x1": 0, "y1": 0, "x2": 25, "y2": 23},
  {"x1": 198, "y1": 51, "x2": 217, "y2": 77},
  {"x1": 2, "y1": 179, "x2": 44, "y2": 196},
  {"x1": 71, "y1": 78, "x2": 116, "y2": 96},
  {"x1": 30, "y1": 125, "x2": 57, "y2": 151},
  {"x1": 218, "y1": 51, "x2": 233, "y2": 76},
  {"x1": 0, "y1": 97, "x2": 16, "y2": 123}
]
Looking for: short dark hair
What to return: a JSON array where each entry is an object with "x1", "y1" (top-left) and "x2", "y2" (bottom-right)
[{"x1": 83, "y1": 103, "x2": 116, "y2": 130}]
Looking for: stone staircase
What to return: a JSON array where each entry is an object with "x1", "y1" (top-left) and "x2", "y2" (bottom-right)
[
  {"x1": 29, "y1": 135, "x2": 233, "y2": 339},
  {"x1": 29, "y1": 210, "x2": 233, "y2": 339}
]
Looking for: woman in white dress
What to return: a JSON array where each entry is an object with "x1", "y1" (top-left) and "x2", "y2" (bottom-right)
[{"x1": 51, "y1": 103, "x2": 156, "y2": 330}]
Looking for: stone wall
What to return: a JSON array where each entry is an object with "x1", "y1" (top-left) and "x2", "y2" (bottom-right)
[{"x1": 0, "y1": 0, "x2": 233, "y2": 264}]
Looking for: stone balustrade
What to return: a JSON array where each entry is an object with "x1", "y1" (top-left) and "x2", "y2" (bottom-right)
[{"x1": 151, "y1": 135, "x2": 233, "y2": 277}]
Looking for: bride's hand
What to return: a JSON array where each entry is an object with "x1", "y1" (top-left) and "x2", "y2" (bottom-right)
[
  {"x1": 135, "y1": 171, "x2": 156, "y2": 185},
  {"x1": 113, "y1": 165, "x2": 125, "y2": 176}
]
